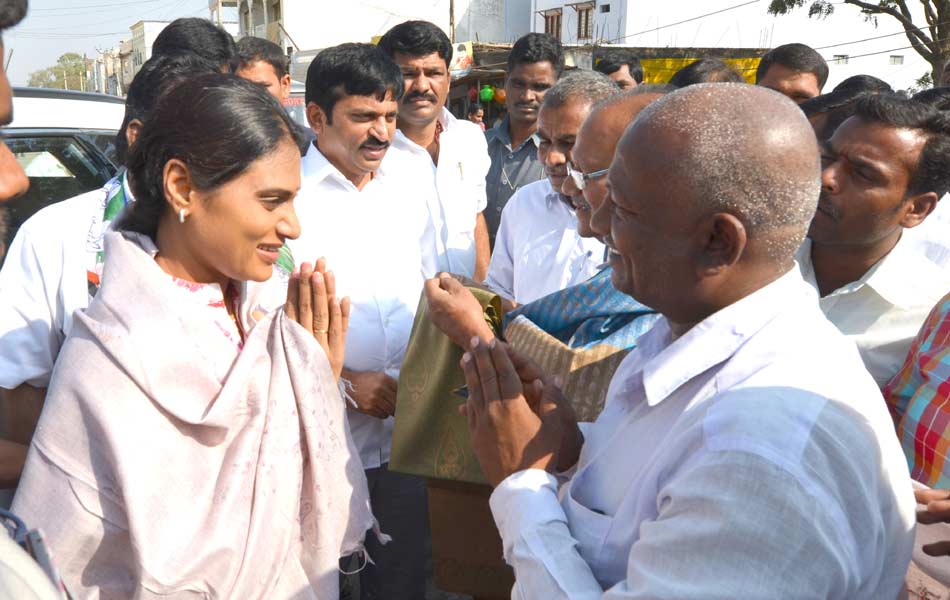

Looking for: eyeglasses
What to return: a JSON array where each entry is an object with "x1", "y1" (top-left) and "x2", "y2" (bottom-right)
[{"x1": 566, "y1": 163, "x2": 609, "y2": 191}]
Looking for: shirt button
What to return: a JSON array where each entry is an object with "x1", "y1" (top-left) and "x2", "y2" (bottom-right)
[
  {"x1": 496, "y1": 206, "x2": 502, "y2": 213},
  {"x1": 507, "y1": 153, "x2": 514, "y2": 159}
]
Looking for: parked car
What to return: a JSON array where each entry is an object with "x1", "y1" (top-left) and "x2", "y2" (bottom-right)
[{"x1": 1, "y1": 88, "x2": 124, "y2": 263}]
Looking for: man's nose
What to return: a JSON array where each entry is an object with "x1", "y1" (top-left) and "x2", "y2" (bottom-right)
[{"x1": 0, "y1": 142, "x2": 28, "y2": 203}]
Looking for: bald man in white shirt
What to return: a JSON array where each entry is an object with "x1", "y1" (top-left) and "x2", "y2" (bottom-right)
[{"x1": 459, "y1": 84, "x2": 915, "y2": 598}]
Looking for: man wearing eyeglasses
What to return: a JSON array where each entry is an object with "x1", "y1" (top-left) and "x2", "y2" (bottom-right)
[{"x1": 484, "y1": 70, "x2": 617, "y2": 305}]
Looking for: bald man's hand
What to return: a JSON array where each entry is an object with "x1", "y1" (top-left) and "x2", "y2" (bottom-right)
[
  {"x1": 459, "y1": 337, "x2": 574, "y2": 487},
  {"x1": 425, "y1": 274, "x2": 496, "y2": 349}
]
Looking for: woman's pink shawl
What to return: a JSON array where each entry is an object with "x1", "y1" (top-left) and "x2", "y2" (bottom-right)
[{"x1": 12, "y1": 232, "x2": 374, "y2": 599}]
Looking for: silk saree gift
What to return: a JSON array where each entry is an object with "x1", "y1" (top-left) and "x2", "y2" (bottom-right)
[{"x1": 391, "y1": 271, "x2": 658, "y2": 597}]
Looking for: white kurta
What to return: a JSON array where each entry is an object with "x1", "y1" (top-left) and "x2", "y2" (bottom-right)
[
  {"x1": 485, "y1": 178, "x2": 605, "y2": 304},
  {"x1": 289, "y1": 144, "x2": 428, "y2": 469},
  {"x1": 489, "y1": 269, "x2": 915, "y2": 599}
]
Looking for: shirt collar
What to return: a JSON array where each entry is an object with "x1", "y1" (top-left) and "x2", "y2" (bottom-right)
[
  {"x1": 487, "y1": 115, "x2": 539, "y2": 152},
  {"x1": 301, "y1": 142, "x2": 386, "y2": 190},
  {"x1": 637, "y1": 268, "x2": 810, "y2": 407},
  {"x1": 798, "y1": 234, "x2": 949, "y2": 309},
  {"x1": 120, "y1": 169, "x2": 136, "y2": 204}
]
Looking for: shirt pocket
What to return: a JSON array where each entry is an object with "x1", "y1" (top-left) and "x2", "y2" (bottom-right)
[{"x1": 562, "y1": 471, "x2": 613, "y2": 577}]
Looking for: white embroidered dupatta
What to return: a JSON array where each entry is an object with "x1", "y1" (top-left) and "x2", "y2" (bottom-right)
[{"x1": 13, "y1": 232, "x2": 374, "y2": 599}]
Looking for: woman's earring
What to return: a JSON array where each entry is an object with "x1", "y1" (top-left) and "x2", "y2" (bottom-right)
[{"x1": 179, "y1": 209, "x2": 186, "y2": 224}]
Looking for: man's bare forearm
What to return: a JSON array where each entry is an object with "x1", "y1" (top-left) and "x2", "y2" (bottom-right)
[{"x1": 474, "y1": 212, "x2": 490, "y2": 282}]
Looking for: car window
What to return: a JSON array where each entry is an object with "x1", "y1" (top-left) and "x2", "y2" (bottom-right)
[
  {"x1": 2, "y1": 135, "x2": 115, "y2": 261},
  {"x1": 80, "y1": 132, "x2": 119, "y2": 167}
]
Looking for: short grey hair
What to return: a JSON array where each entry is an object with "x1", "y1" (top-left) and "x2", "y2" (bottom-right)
[{"x1": 541, "y1": 69, "x2": 621, "y2": 109}]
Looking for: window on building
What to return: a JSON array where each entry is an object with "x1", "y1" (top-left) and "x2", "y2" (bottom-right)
[
  {"x1": 577, "y1": 4, "x2": 593, "y2": 39},
  {"x1": 889, "y1": 54, "x2": 904, "y2": 65},
  {"x1": 577, "y1": 4, "x2": 594, "y2": 40},
  {"x1": 600, "y1": 4, "x2": 610, "y2": 12},
  {"x1": 833, "y1": 54, "x2": 849, "y2": 65},
  {"x1": 544, "y1": 9, "x2": 562, "y2": 38}
]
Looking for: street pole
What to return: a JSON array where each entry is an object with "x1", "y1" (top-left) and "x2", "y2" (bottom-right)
[{"x1": 449, "y1": 0, "x2": 455, "y2": 43}]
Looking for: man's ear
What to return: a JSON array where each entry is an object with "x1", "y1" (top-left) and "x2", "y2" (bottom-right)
[
  {"x1": 900, "y1": 191, "x2": 939, "y2": 229},
  {"x1": 306, "y1": 101, "x2": 327, "y2": 136},
  {"x1": 163, "y1": 158, "x2": 195, "y2": 220},
  {"x1": 280, "y1": 74, "x2": 292, "y2": 102},
  {"x1": 696, "y1": 212, "x2": 746, "y2": 277},
  {"x1": 125, "y1": 118, "x2": 143, "y2": 154}
]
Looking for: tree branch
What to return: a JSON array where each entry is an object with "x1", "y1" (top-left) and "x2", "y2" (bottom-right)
[{"x1": 843, "y1": 0, "x2": 934, "y2": 48}]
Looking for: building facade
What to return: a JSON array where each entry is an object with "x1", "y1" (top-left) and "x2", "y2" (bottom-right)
[
  {"x1": 236, "y1": 0, "x2": 530, "y2": 58},
  {"x1": 129, "y1": 21, "x2": 171, "y2": 79},
  {"x1": 531, "y1": 0, "x2": 930, "y2": 91}
]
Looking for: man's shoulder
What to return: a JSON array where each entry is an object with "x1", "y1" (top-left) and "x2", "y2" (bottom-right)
[{"x1": 15, "y1": 185, "x2": 109, "y2": 247}]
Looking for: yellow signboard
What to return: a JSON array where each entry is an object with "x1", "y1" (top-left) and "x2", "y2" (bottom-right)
[{"x1": 639, "y1": 57, "x2": 761, "y2": 84}]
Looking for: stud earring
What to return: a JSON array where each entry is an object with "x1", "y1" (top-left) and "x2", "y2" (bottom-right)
[{"x1": 179, "y1": 209, "x2": 186, "y2": 224}]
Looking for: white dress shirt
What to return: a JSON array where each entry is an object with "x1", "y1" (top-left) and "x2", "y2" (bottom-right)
[
  {"x1": 0, "y1": 174, "x2": 132, "y2": 389},
  {"x1": 797, "y1": 235, "x2": 950, "y2": 387},
  {"x1": 389, "y1": 107, "x2": 490, "y2": 278},
  {"x1": 289, "y1": 144, "x2": 427, "y2": 469},
  {"x1": 485, "y1": 179, "x2": 605, "y2": 304},
  {"x1": 489, "y1": 269, "x2": 915, "y2": 599}
]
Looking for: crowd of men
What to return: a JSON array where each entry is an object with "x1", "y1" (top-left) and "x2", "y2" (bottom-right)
[{"x1": 4, "y1": 0, "x2": 950, "y2": 596}]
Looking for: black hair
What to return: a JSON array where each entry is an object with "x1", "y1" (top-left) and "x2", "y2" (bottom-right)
[
  {"x1": 118, "y1": 73, "x2": 300, "y2": 238},
  {"x1": 378, "y1": 20, "x2": 452, "y2": 69},
  {"x1": 304, "y1": 43, "x2": 404, "y2": 124},
  {"x1": 833, "y1": 74, "x2": 891, "y2": 94},
  {"x1": 114, "y1": 53, "x2": 221, "y2": 166},
  {"x1": 237, "y1": 36, "x2": 289, "y2": 78},
  {"x1": 0, "y1": 0, "x2": 26, "y2": 30},
  {"x1": 852, "y1": 93, "x2": 950, "y2": 198},
  {"x1": 507, "y1": 33, "x2": 564, "y2": 78},
  {"x1": 913, "y1": 86, "x2": 950, "y2": 111},
  {"x1": 152, "y1": 18, "x2": 238, "y2": 72},
  {"x1": 756, "y1": 43, "x2": 828, "y2": 90},
  {"x1": 669, "y1": 58, "x2": 744, "y2": 88},
  {"x1": 594, "y1": 52, "x2": 644, "y2": 84},
  {"x1": 467, "y1": 102, "x2": 483, "y2": 115}
]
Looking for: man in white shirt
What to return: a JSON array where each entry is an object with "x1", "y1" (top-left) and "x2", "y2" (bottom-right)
[
  {"x1": 379, "y1": 20, "x2": 491, "y2": 281},
  {"x1": 0, "y1": 52, "x2": 223, "y2": 485},
  {"x1": 484, "y1": 70, "x2": 618, "y2": 305},
  {"x1": 290, "y1": 43, "x2": 427, "y2": 600},
  {"x1": 799, "y1": 93, "x2": 950, "y2": 387},
  {"x1": 459, "y1": 84, "x2": 915, "y2": 598}
]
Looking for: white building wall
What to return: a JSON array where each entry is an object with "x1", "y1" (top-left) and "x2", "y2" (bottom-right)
[{"x1": 531, "y1": 0, "x2": 930, "y2": 91}]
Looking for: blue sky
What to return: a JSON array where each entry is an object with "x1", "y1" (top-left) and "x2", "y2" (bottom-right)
[{"x1": 6, "y1": 0, "x2": 214, "y2": 86}]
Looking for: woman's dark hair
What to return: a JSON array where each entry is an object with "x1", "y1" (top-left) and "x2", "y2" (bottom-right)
[
  {"x1": 152, "y1": 17, "x2": 238, "y2": 72},
  {"x1": 507, "y1": 33, "x2": 564, "y2": 78},
  {"x1": 114, "y1": 53, "x2": 221, "y2": 166},
  {"x1": 305, "y1": 43, "x2": 404, "y2": 123},
  {"x1": 0, "y1": 0, "x2": 26, "y2": 30},
  {"x1": 913, "y1": 86, "x2": 950, "y2": 111},
  {"x1": 854, "y1": 93, "x2": 950, "y2": 198},
  {"x1": 378, "y1": 20, "x2": 452, "y2": 69},
  {"x1": 756, "y1": 43, "x2": 828, "y2": 91},
  {"x1": 118, "y1": 74, "x2": 300, "y2": 238},
  {"x1": 669, "y1": 58, "x2": 744, "y2": 88},
  {"x1": 467, "y1": 102, "x2": 483, "y2": 115}
]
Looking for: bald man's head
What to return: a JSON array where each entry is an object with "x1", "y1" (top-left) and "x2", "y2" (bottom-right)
[
  {"x1": 629, "y1": 83, "x2": 819, "y2": 250},
  {"x1": 571, "y1": 86, "x2": 670, "y2": 239},
  {"x1": 606, "y1": 83, "x2": 820, "y2": 330}
]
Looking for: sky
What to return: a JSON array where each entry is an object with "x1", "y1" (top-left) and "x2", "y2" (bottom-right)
[{"x1": 6, "y1": 0, "x2": 215, "y2": 86}]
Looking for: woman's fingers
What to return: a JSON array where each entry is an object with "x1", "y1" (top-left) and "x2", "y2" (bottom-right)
[
  {"x1": 285, "y1": 270, "x2": 299, "y2": 322},
  {"x1": 312, "y1": 270, "x2": 330, "y2": 340},
  {"x1": 298, "y1": 262, "x2": 314, "y2": 333},
  {"x1": 340, "y1": 296, "x2": 351, "y2": 336}
]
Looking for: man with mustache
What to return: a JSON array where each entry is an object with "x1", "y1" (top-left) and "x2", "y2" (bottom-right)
[
  {"x1": 484, "y1": 70, "x2": 616, "y2": 305},
  {"x1": 798, "y1": 93, "x2": 950, "y2": 387},
  {"x1": 289, "y1": 43, "x2": 428, "y2": 600},
  {"x1": 484, "y1": 33, "x2": 563, "y2": 247},
  {"x1": 379, "y1": 20, "x2": 491, "y2": 281},
  {"x1": 460, "y1": 83, "x2": 915, "y2": 599}
]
